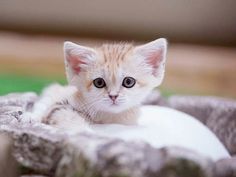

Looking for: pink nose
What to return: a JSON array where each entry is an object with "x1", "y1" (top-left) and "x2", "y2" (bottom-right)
[{"x1": 109, "y1": 95, "x2": 118, "y2": 101}]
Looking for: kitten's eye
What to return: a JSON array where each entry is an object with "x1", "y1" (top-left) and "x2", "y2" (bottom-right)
[
  {"x1": 93, "y1": 78, "x2": 106, "y2": 88},
  {"x1": 122, "y1": 77, "x2": 136, "y2": 88}
]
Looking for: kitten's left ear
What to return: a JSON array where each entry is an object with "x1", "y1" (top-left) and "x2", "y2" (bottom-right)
[
  {"x1": 64, "y1": 41, "x2": 97, "y2": 83},
  {"x1": 134, "y1": 38, "x2": 167, "y2": 84}
]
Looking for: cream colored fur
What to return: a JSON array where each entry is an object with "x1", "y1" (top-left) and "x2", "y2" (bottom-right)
[{"x1": 28, "y1": 38, "x2": 167, "y2": 132}]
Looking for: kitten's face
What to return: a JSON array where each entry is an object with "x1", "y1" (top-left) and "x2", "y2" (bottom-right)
[{"x1": 64, "y1": 39, "x2": 167, "y2": 113}]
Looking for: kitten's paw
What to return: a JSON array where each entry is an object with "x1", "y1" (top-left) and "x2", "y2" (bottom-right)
[{"x1": 14, "y1": 112, "x2": 38, "y2": 124}]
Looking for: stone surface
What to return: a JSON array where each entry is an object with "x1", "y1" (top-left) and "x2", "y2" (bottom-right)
[
  {"x1": 0, "y1": 133, "x2": 18, "y2": 177},
  {"x1": 214, "y1": 156, "x2": 236, "y2": 177},
  {"x1": 0, "y1": 92, "x2": 37, "y2": 124},
  {"x1": 57, "y1": 136, "x2": 214, "y2": 177},
  {"x1": 0, "y1": 92, "x2": 236, "y2": 177},
  {"x1": 1, "y1": 123, "x2": 66, "y2": 175}
]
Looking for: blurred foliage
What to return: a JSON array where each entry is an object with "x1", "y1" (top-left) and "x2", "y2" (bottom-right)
[{"x1": 0, "y1": 73, "x2": 66, "y2": 95}]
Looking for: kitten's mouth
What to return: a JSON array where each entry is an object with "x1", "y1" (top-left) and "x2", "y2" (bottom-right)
[
  {"x1": 110, "y1": 100, "x2": 122, "y2": 107},
  {"x1": 111, "y1": 102, "x2": 119, "y2": 106}
]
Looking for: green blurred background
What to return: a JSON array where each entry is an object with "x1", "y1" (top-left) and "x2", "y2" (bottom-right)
[
  {"x1": 0, "y1": 0, "x2": 236, "y2": 98},
  {"x1": 0, "y1": 73, "x2": 66, "y2": 95}
]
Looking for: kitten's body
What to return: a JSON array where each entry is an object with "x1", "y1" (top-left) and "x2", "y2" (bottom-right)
[
  {"x1": 25, "y1": 38, "x2": 230, "y2": 160},
  {"x1": 30, "y1": 39, "x2": 167, "y2": 130}
]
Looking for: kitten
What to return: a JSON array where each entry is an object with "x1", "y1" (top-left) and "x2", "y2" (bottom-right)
[
  {"x1": 28, "y1": 38, "x2": 167, "y2": 132},
  {"x1": 21, "y1": 38, "x2": 230, "y2": 161}
]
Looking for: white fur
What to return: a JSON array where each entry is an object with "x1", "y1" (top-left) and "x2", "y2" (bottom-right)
[
  {"x1": 92, "y1": 105, "x2": 230, "y2": 161},
  {"x1": 24, "y1": 84, "x2": 77, "y2": 123}
]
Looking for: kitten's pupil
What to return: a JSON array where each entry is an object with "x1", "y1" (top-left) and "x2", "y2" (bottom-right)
[
  {"x1": 93, "y1": 78, "x2": 106, "y2": 88},
  {"x1": 122, "y1": 77, "x2": 136, "y2": 88},
  {"x1": 126, "y1": 79, "x2": 131, "y2": 85}
]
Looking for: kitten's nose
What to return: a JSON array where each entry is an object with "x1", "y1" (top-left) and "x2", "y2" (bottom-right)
[{"x1": 109, "y1": 94, "x2": 118, "y2": 101}]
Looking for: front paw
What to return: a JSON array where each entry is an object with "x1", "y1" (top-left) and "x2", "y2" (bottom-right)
[{"x1": 12, "y1": 112, "x2": 36, "y2": 124}]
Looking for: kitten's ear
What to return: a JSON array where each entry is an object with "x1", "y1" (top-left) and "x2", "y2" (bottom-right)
[
  {"x1": 64, "y1": 41, "x2": 97, "y2": 82},
  {"x1": 134, "y1": 38, "x2": 167, "y2": 84}
]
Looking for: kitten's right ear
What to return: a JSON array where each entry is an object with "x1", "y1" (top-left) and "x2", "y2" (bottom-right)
[
  {"x1": 64, "y1": 41, "x2": 97, "y2": 83},
  {"x1": 134, "y1": 38, "x2": 167, "y2": 85}
]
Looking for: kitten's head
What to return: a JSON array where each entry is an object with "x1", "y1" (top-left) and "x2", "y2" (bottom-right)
[{"x1": 64, "y1": 38, "x2": 167, "y2": 113}]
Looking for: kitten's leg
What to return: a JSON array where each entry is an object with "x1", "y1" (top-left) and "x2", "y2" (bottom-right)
[
  {"x1": 42, "y1": 104, "x2": 92, "y2": 134},
  {"x1": 21, "y1": 84, "x2": 77, "y2": 123}
]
